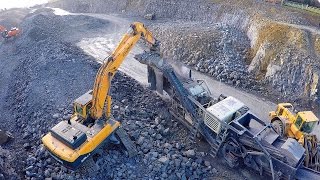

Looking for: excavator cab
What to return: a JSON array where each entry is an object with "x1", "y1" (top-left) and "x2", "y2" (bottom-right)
[{"x1": 73, "y1": 90, "x2": 93, "y2": 120}]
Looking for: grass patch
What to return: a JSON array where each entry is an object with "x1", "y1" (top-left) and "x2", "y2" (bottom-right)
[
  {"x1": 250, "y1": 21, "x2": 306, "y2": 78},
  {"x1": 284, "y1": 1, "x2": 320, "y2": 15}
]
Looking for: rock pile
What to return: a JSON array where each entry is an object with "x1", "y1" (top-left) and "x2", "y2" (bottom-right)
[{"x1": 150, "y1": 23, "x2": 257, "y2": 89}]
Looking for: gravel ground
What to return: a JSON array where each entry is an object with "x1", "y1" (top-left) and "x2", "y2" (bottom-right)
[
  {"x1": 149, "y1": 22, "x2": 257, "y2": 90},
  {"x1": 0, "y1": 8, "x2": 30, "y2": 28},
  {"x1": 0, "y1": 9, "x2": 263, "y2": 179}
]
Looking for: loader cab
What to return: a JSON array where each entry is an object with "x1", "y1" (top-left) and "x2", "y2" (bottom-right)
[
  {"x1": 294, "y1": 112, "x2": 319, "y2": 134},
  {"x1": 73, "y1": 90, "x2": 93, "y2": 119}
]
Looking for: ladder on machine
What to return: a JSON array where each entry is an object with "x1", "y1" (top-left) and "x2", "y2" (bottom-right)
[{"x1": 210, "y1": 129, "x2": 228, "y2": 158}]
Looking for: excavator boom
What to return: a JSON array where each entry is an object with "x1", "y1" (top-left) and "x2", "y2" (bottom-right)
[{"x1": 90, "y1": 22, "x2": 157, "y2": 119}]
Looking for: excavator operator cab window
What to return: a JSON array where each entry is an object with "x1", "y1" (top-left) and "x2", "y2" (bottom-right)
[
  {"x1": 75, "y1": 103, "x2": 84, "y2": 117},
  {"x1": 301, "y1": 121, "x2": 317, "y2": 134},
  {"x1": 295, "y1": 116, "x2": 303, "y2": 129},
  {"x1": 85, "y1": 102, "x2": 92, "y2": 116}
]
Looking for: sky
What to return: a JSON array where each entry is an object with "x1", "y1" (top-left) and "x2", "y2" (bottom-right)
[{"x1": 0, "y1": 0, "x2": 48, "y2": 10}]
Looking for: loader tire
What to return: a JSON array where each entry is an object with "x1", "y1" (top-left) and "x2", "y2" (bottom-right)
[{"x1": 272, "y1": 120, "x2": 284, "y2": 137}]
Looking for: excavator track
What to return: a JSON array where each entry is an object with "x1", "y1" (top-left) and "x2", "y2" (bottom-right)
[
  {"x1": 78, "y1": 156, "x2": 99, "y2": 177},
  {"x1": 115, "y1": 126, "x2": 137, "y2": 157}
]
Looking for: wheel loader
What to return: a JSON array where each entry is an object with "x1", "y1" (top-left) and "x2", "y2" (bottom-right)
[{"x1": 269, "y1": 103, "x2": 320, "y2": 171}]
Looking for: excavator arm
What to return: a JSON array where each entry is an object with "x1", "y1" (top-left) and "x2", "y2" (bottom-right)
[{"x1": 90, "y1": 22, "x2": 158, "y2": 120}]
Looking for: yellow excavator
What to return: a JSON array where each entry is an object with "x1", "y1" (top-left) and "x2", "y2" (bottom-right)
[
  {"x1": 42, "y1": 22, "x2": 158, "y2": 169},
  {"x1": 269, "y1": 103, "x2": 320, "y2": 171}
]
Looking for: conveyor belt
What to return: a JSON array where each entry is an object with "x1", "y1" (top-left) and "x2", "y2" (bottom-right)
[
  {"x1": 295, "y1": 166, "x2": 320, "y2": 180},
  {"x1": 135, "y1": 52, "x2": 202, "y2": 142}
]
